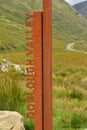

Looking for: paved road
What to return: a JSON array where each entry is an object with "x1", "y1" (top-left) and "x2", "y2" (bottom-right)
[{"x1": 66, "y1": 43, "x2": 87, "y2": 54}]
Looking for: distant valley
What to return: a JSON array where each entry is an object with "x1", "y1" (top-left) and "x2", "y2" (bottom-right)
[{"x1": 0, "y1": 0, "x2": 87, "y2": 51}]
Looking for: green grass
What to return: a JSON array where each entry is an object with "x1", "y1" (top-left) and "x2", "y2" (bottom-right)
[
  {"x1": 52, "y1": 41, "x2": 87, "y2": 129},
  {"x1": 74, "y1": 40, "x2": 87, "y2": 52},
  {"x1": 0, "y1": 51, "x2": 25, "y2": 64},
  {"x1": 0, "y1": 19, "x2": 25, "y2": 51},
  {"x1": 0, "y1": 47, "x2": 87, "y2": 129},
  {"x1": 0, "y1": 69, "x2": 34, "y2": 130},
  {"x1": 0, "y1": 74, "x2": 25, "y2": 110}
]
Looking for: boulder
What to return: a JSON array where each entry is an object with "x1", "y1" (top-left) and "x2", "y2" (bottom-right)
[{"x1": 0, "y1": 111, "x2": 25, "y2": 130}]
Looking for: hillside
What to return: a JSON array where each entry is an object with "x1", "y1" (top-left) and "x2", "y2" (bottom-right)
[
  {"x1": 0, "y1": 0, "x2": 87, "y2": 50},
  {"x1": 53, "y1": 0, "x2": 87, "y2": 40},
  {"x1": 1, "y1": 1, "x2": 87, "y2": 130},
  {"x1": 73, "y1": 1, "x2": 87, "y2": 18}
]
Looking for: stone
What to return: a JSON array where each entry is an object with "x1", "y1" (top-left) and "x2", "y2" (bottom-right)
[{"x1": 0, "y1": 111, "x2": 25, "y2": 130}]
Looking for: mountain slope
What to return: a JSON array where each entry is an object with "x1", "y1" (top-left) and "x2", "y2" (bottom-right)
[
  {"x1": 0, "y1": 0, "x2": 87, "y2": 51},
  {"x1": 53, "y1": 0, "x2": 87, "y2": 40},
  {"x1": 73, "y1": 1, "x2": 87, "y2": 18}
]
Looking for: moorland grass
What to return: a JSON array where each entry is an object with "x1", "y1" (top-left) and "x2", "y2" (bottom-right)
[
  {"x1": 0, "y1": 71, "x2": 34, "y2": 129},
  {"x1": 0, "y1": 43, "x2": 87, "y2": 129},
  {"x1": 53, "y1": 48, "x2": 87, "y2": 130}
]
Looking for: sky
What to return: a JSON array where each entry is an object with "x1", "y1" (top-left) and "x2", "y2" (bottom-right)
[{"x1": 65, "y1": 0, "x2": 86, "y2": 5}]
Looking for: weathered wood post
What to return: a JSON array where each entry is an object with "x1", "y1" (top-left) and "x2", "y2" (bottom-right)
[
  {"x1": 33, "y1": 12, "x2": 43, "y2": 130},
  {"x1": 26, "y1": 0, "x2": 52, "y2": 130},
  {"x1": 43, "y1": 0, "x2": 52, "y2": 130}
]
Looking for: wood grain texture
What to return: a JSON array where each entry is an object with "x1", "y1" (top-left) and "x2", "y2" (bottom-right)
[
  {"x1": 43, "y1": 0, "x2": 52, "y2": 130},
  {"x1": 33, "y1": 12, "x2": 43, "y2": 130}
]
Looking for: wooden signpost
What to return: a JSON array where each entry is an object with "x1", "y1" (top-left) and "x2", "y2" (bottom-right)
[{"x1": 26, "y1": 0, "x2": 52, "y2": 130}]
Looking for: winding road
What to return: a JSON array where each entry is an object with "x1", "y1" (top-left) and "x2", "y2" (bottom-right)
[{"x1": 66, "y1": 43, "x2": 87, "y2": 54}]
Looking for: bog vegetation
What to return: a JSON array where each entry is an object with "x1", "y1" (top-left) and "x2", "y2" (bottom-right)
[{"x1": 0, "y1": 47, "x2": 87, "y2": 130}]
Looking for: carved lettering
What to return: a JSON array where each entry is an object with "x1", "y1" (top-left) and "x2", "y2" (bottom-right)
[{"x1": 25, "y1": 13, "x2": 35, "y2": 119}]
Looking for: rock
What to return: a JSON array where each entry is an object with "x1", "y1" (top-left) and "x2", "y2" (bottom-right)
[
  {"x1": 0, "y1": 111, "x2": 25, "y2": 130},
  {"x1": 0, "y1": 59, "x2": 26, "y2": 74}
]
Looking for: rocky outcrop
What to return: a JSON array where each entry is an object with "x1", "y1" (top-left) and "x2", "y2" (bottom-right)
[
  {"x1": 0, "y1": 111, "x2": 25, "y2": 130},
  {"x1": 0, "y1": 59, "x2": 26, "y2": 74}
]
